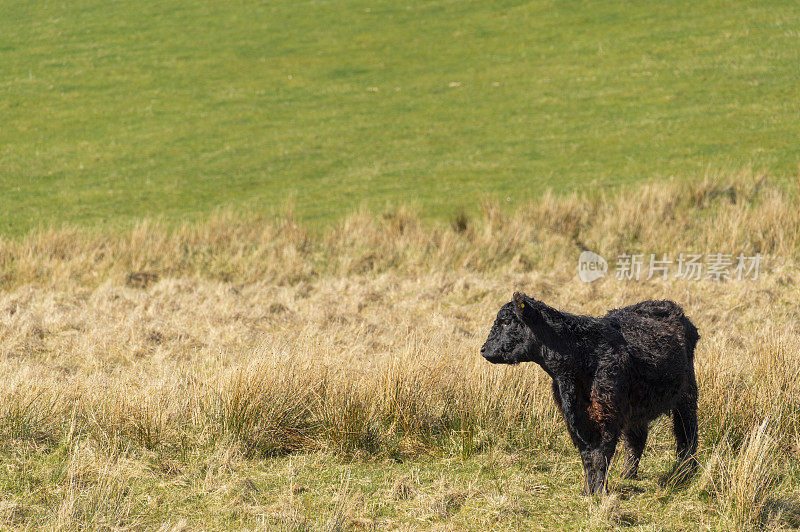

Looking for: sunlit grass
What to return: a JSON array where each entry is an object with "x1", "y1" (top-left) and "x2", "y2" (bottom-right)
[
  {"x1": 0, "y1": 176, "x2": 799, "y2": 527},
  {"x1": 3, "y1": 0, "x2": 800, "y2": 235}
]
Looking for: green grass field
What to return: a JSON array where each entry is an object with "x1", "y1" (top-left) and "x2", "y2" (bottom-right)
[{"x1": 3, "y1": 0, "x2": 800, "y2": 235}]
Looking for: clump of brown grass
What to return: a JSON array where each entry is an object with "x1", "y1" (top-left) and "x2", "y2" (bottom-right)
[
  {"x1": 699, "y1": 419, "x2": 783, "y2": 529},
  {"x1": 414, "y1": 476, "x2": 469, "y2": 522},
  {"x1": 212, "y1": 357, "x2": 320, "y2": 456},
  {"x1": 588, "y1": 492, "x2": 624, "y2": 530},
  {"x1": 388, "y1": 471, "x2": 419, "y2": 501}
]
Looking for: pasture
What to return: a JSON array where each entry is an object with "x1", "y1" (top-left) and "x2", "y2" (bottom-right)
[
  {"x1": 1, "y1": 176, "x2": 800, "y2": 529},
  {"x1": 3, "y1": 0, "x2": 800, "y2": 234},
  {"x1": 3, "y1": 0, "x2": 800, "y2": 529}
]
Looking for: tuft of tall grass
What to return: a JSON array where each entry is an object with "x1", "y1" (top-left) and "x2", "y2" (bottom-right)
[
  {"x1": 212, "y1": 357, "x2": 319, "y2": 456},
  {"x1": 699, "y1": 419, "x2": 782, "y2": 529}
]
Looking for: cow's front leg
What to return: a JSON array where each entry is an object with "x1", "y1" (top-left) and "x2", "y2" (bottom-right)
[
  {"x1": 585, "y1": 426, "x2": 620, "y2": 494},
  {"x1": 555, "y1": 378, "x2": 607, "y2": 494}
]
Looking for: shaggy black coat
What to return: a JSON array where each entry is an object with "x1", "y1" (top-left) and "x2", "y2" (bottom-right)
[{"x1": 480, "y1": 293, "x2": 699, "y2": 494}]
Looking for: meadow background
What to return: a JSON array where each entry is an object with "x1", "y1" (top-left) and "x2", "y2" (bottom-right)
[
  {"x1": 3, "y1": 0, "x2": 800, "y2": 234},
  {"x1": 2, "y1": 0, "x2": 800, "y2": 530}
]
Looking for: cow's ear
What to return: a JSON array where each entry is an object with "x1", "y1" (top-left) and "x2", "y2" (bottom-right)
[
  {"x1": 513, "y1": 292, "x2": 527, "y2": 317},
  {"x1": 513, "y1": 292, "x2": 537, "y2": 326}
]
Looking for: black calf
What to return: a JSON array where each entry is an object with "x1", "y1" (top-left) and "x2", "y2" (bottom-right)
[{"x1": 481, "y1": 295, "x2": 699, "y2": 494}]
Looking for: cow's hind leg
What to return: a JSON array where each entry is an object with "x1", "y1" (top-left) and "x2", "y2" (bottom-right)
[
  {"x1": 670, "y1": 395, "x2": 698, "y2": 482},
  {"x1": 621, "y1": 422, "x2": 648, "y2": 479}
]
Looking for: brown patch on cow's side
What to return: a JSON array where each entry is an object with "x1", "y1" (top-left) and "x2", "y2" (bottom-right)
[
  {"x1": 588, "y1": 392, "x2": 617, "y2": 424},
  {"x1": 587, "y1": 400, "x2": 604, "y2": 424}
]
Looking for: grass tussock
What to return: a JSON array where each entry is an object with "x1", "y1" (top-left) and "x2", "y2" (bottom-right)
[
  {"x1": 699, "y1": 419, "x2": 785, "y2": 530},
  {"x1": 0, "y1": 174, "x2": 799, "y2": 528}
]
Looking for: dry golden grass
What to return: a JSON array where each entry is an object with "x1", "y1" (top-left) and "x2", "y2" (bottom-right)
[{"x1": 1, "y1": 172, "x2": 799, "y2": 529}]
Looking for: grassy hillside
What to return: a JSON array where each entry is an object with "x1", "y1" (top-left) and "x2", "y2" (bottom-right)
[
  {"x1": 1, "y1": 177, "x2": 799, "y2": 529},
  {"x1": 3, "y1": 0, "x2": 800, "y2": 235}
]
